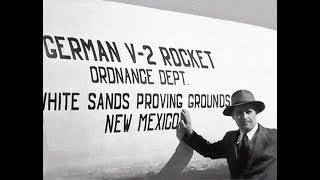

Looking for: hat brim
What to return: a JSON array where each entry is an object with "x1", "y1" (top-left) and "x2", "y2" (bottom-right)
[{"x1": 223, "y1": 101, "x2": 265, "y2": 116}]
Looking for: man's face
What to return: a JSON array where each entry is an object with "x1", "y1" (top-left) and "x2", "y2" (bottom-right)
[{"x1": 232, "y1": 104, "x2": 257, "y2": 133}]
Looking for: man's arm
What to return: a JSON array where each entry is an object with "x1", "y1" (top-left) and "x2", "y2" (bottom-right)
[
  {"x1": 179, "y1": 109, "x2": 227, "y2": 159},
  {"x1": 182, "y1": 131, "x2": 227, "y2": 159}
]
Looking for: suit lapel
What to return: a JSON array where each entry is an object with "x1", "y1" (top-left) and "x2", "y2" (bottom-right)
[
  {"x1": 231, "y1": 130, "x2": 240, "y2": 159},
  {"x1": 248, "y1": 124, "x2": 269, "y2": 161}
]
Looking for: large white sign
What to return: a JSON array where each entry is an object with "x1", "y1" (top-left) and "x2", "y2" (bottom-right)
[{"x1": 43, "y1": 0, "x2": 276, "y2": 179}]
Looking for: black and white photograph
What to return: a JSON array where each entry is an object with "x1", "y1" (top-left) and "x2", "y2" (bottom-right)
[{"x1": 43, "y1": 0, "x2": 277, "y2": 179}]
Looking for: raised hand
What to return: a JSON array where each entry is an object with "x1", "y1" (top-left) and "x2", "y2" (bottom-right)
[{"x1": 179, "y1": 109, "x2": 193, "y2": 135}]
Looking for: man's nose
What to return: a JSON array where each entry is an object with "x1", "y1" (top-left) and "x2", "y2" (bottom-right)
[{"x1": 241, "y1": 112, "x2": 249, "y2": 119}]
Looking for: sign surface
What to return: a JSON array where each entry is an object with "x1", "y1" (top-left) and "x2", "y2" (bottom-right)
[{"x1": 43, "y1": 0, "x2": 277, "y2": 179}]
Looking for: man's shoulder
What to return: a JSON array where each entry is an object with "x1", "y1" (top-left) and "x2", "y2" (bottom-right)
[
  {"x1": 259, "y1": 124, "x2": 277, "y2": 141},
  {"x1": 225, "y1": 130, "x2": 239, "y2": 135},
  {"x1": 259, "y1": 124, "x2": 277, "y2": 135},
  {"x1": 224, "y1": 130, "x2": 239, "y2": 139}
]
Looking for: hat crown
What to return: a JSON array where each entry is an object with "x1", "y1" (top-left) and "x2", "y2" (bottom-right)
[
  {"x1": 223, "y1": 89, "x2": 265, "y2": 116},
  {"x1": 231, "y1": 90, "x2": 256, "y2": 105}
]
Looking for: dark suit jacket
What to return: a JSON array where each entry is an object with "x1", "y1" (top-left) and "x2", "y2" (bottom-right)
[{"x1": 183, "y1": 123, "x2": 277, "y2": 179}]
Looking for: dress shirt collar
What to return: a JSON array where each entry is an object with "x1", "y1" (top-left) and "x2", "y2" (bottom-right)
[{"x1": 237, "y1": 123, "x2": 259, "y2": 144}]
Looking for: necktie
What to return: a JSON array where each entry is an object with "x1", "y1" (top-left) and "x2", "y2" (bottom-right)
[{"x1": 238, "y1": 133, "x2": 250, "y2": 161}]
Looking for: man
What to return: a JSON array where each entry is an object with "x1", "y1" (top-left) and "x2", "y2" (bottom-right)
[{"x1": 178, "y1": 90, "x2": 277, "y2": 179}]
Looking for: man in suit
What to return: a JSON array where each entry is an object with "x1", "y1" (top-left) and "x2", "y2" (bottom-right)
[{"x1": 178, "y1": 90, "x2": 277, "y2": 179}]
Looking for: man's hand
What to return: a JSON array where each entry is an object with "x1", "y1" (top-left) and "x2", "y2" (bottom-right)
[{"x1": 179, "y1": 109, "x2": 193, "y2": 135}]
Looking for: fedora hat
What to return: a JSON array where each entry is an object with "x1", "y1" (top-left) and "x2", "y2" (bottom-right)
[{"x1": 223, "y1": 90, "x2": 265, "y2": 116}]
